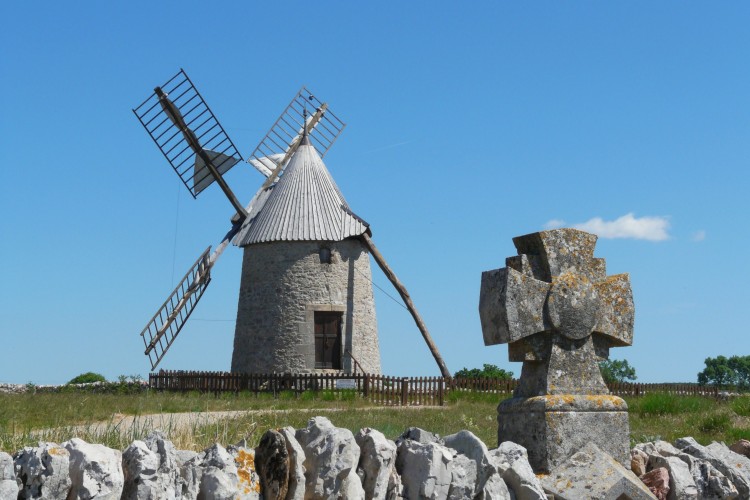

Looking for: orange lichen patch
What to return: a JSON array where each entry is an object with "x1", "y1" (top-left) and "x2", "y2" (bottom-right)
[
  {"x1": 47, "y1": 446, "x2": 67, "y2": 456},
  {"x1": 235, "y1": 449, "x2": 261, "y2": 494}
]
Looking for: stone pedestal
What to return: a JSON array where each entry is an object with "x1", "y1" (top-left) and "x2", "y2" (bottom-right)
[{"x1": 497, "y1": 395, "x2": 630, "y2": 473}]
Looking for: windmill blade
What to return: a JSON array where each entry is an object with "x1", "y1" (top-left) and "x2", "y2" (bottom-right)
[
  {"x1": 139, "y1": 222, "x2": 243, "y2": 369},
  {"x1": 140, "y1": 247, "x2": 212, "y2": 370},
  {"x1": 132, "y1": 69, "x2": 247, "y2": 219},
  {"x1": 247, "y1": 86, "x2": 346, "y2": 179}
]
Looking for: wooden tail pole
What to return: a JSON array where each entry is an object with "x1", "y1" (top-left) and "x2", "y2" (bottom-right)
[{"x1": 360, "y1": 233, "x2": 451, "y2": 378}]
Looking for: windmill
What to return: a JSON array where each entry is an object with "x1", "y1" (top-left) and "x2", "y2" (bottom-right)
[{"x1": 132, "y1": 69, "x2": 450, "y2": 377}]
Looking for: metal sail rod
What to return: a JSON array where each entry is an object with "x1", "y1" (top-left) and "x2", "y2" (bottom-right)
[
  {"x1": 154, "y1": 87, "x2": 247, "y2": 221},
  {"x1": 260, "y1": 103, "x2": 329, "y2": 189},
  {"x1": 360, "y1": 233, "x2": 451, "y2": 378}
]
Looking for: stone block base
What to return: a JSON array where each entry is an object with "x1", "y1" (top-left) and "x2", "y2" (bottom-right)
[{"x1": 497, "y1": 395, "x2": 630, "y2": 473}]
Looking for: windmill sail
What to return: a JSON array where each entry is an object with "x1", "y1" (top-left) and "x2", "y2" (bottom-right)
[
  {"x1": 140, "y1": 247, "x2": 212, "y2": 370},
  {"x1": 247, "y1": 86, "x2": 346, "y2": 179},
  {"x1": 132, "y1": 69, "x2": 246, "y2": 218}
]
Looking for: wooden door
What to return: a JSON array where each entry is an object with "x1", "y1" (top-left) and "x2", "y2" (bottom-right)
[{"x1": 314, "y1": 312, "x2": 342, "y2": 369}]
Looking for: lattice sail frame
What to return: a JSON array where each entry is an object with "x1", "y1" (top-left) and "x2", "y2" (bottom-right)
[
  {"x1": 133, "y1": 69, "x2": 243, "y2": 197},
  {"x1": 247, "y1": 86, "x2": 346, "y2": 178},
  {"x1": 140, "y1": 247, "x2": 212, "y2": 370}
]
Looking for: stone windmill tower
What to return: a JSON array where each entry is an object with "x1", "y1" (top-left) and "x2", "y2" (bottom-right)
[
  {"x1": 230, "y1": 129, "x2": 380, "y2": 374},
  {"x1": 133, "y1": 71, "x2": 450, "y2": 377}
]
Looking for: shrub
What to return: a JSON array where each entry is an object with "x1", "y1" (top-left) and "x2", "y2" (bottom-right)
[
  {"x1": 454, "y1": 364, "x2": 513, "y2": 380},
  {"x1": 67, "y1": 372, "x2": 107, "y2": 385}
]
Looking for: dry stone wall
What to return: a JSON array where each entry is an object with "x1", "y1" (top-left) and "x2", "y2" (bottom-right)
[
  {"x1": 5, "y1": 417, "x2": 750, "y2": 499},
  {"x1": 232, "y1": 238, "x2": 381, "y2": 375}
]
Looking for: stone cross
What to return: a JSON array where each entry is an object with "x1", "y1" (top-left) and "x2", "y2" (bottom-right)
[{"x1": 479, "y1": 228, "x2": 634, "y2": 397}]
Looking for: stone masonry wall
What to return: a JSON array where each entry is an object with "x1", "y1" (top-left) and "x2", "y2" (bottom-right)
[{"x1": 231, "y1": 238, "x2": 381, "y2": 374}]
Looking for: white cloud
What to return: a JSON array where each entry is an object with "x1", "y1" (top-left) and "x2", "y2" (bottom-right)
[
  {"x1": 692, "y1": 230, "x2": 706, "y2": 242},
  {"x1": 572, "y1": 213, "x2": 670, "y2": 241},
  {"x1": 543, "y1": 219, "x2": 566, "y2": 230}
]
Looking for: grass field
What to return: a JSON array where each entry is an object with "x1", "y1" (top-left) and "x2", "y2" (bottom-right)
[{"x1": 1, "y1": 390, "x2": 748, "y2": 453}]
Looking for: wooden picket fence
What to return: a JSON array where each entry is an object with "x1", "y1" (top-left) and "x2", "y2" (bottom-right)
[
  {"x1": 148, "y1": 370, "x2": 726, "y2": 406},
  {"x1": 149, "y1": 371, "x2": 446, "y2": 406}
]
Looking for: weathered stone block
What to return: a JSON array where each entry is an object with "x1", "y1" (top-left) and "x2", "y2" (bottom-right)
[
  {"x1": 497, "y1": 395, "x2": 629, "y2": 472},
  {"x1": 540, "y1": 442, "x2": 656, "y2": 499}
]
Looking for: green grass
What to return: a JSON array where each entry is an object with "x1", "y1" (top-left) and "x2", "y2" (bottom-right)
[{"x1": 1, "y1": 391, "x2": 748, "y2": 453}]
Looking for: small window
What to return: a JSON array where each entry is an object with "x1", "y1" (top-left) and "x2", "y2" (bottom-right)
[
  {"x1": 314, "y1": 311, "x2": 342, "y2": 369},
  {"x1": 319, "y1": 247, "x2": 332, "y2": 264}
]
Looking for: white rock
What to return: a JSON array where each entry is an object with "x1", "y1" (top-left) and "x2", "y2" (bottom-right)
[
  {"x1": 356, "y1": 428, "x2": 398, "y2": 500},
  {"x1": 14, "y1": 441, "x2": 72, "y2": 499},
  {"x1": 396, "y1": 440, "x2": 452, "y2": 500},
  {"x1": 0, "y1": 451, "x2": 19, "y2": 498},
  {"x1": 122, "y1": 434, "x2": 182, "y2": 500},
  {"x1": 489, "y1": 442, "x2": 546, "y2": 500},
  {"x1": 178, "y1": 453, "x2": 203, "y2": 500},
  {"x1": 476, "y1": 472, "x2": 512, "y2": 500},
  {"x1": 64, "y1": 438, "x2": 124, "y2": 500},
  {"x1": 280, "y1": 426, "x2": 306, "y2": 500},
  {"x1": 295, "y1": 416, "x2": 364, "y2": 499},
  {"x1": 649, "y1": 455, "x2": 698, "y2": 500},
  {"x1": 386, "y1": 466, "x2": 404, "y2": 500},
  {"x1": 677, "y1": 437, "x2": 750, "y2": 498},
  {"x1": 201, "y1": 466, "x2": 237, "y2": 500},
  {"x1": 227, "y1": 445, "x2": 261, "y2": 499},
  {"x1": 447, "y1": 453, "x2": 477, "y2": 499}
]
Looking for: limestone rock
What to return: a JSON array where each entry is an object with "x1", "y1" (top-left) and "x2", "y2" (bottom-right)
[
  {"x1": 395, "y1": 427, "x2": 442, "y2": 446},
  {"x1": 14, "y1": 441, "x2": 72, "y2": 499},
  {"x1": 280, "y1": 426, "x2": 306, "y2": 500},
  {"x1": 64, "y1": 438, "x2": 124, "y2": 500},
  {"x1": 122, "y1": 440, "x2": 161, "y2": 500},
  {"x1": 255, "y1": 429, "x2": 289, "y2": 500},
  {"x1": 677, "y1": 437, "x2": 750, "y2": 498},
  {"x1": 178, "y1": 453, "x2": 203, "y2": 500},
  {"x1": 649, "y1": 455, "x2": 698, "y2": 500},
  {"x1": 355, "y1": 427, "x2": 398, "y2": 500},
  {"x1": 489, "y1": 442, "x2": 546, "y2": 500},
  {"x1": 637, "y1": 438, "x2": 737, "y2": 499},
  {"x1": 729, "y1": 439, "x2": 750, "y2": 458},
  {"x1": 475, "y1": 472, "x2": 511, "y2": 500},
  {"x1": 0, "y1": 451, "x2": 19, "y2": 498},
  {"x1": 228, "y1": 445, "x2": 262, "y2": 499},
  {"x1": 295, "y1": 416, "x2": 364, "y2": 499},
  {"x1": 641, "y1": 467, "x2": 670, "y2": 500},
  {"x1": 447, "y1": 453, "x2": 477, "y2": 499},
  {"x1": 443, "y1": 430, "x2": 510, "y2": 499},
  {"x1": 631, "y1": 448, "x2": 649, "y2": 477},
  {"x1": 396, "y1": 439, "x2": 452, "y2": 500},
  {"x1": 540, "y1": 442, "x2": 656, "y2": 500},
  {"x1": 386, "y1": 467, "x2": 404, "y2": 500},
  {"x1": 193, "y1": 443, "x2": 260, "y2": 500},
  {"x1": 122, "y1": 431, "x2": 182, "y2": 499}
]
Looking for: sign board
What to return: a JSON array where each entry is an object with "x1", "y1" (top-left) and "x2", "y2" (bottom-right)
[{"x1": 336, "y1": 379, "x2": 357, "y2": 390}]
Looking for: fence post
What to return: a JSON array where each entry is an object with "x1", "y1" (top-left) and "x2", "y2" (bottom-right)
[
  {"x1": 364, "y1": 374, "x2": 370, "y2": 398},
  {"x1": 401, "y1": 378, "x2": 409, "y2": 406},
  {"x1": 438, "y1": 377, "x2": 444, "y2": 406}
]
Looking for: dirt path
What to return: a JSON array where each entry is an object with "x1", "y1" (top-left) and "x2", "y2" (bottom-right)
[{"x1": 72, "y1": 405, "x2": 432, "y2": 437}]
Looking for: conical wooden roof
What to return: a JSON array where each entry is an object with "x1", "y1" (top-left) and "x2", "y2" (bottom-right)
[{"x1": 233, "y1": 144, "x2": 369, "y2": 246}]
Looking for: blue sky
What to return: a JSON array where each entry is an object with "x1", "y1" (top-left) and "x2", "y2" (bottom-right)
[{"x1": 1, "y1": 2, "x2": 748, "y2": 384}]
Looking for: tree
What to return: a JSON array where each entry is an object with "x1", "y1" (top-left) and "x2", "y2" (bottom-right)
[
  {"x1": 599, "y1": 359, "x2": 637, "y2": 384},
  {"x1": 698, "y1": 355, "x2": 750, "y2": 389},
  {"x1": 67, "y1": 372, "x2": 107, "y2": 384},
  {"x1": 454, "y1": 363, "x2": 513, "y2": 380}
]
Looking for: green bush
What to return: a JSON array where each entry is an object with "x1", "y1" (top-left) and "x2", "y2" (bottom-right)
[
  {"x1": 454, "y1": 364, "x2": 513, "y2": 380},
  {"x1": 67, "y1": 372, "x2": 107, "y2": 385}
]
